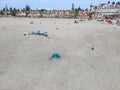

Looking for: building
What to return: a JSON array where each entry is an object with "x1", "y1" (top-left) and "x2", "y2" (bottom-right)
[
  {"x1": 28, "y1": 11, "x2": 40, "y2": 17},
  {"x1": 15, "y1": 9, "x2": 89, "y2": 19},
  {"x1": 90, "y1": 2, "x2": 120, "y2": 16},
  {"x1": 16, "y1": 11, "x2": 26, "y2": 17}
]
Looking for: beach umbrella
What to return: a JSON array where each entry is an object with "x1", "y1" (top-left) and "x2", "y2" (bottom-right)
[
  {"x1": 51, "y1": 53, "x2": 61, "y2": 61},
  {"x1": 106, "y1": 19, "x2": 113, "y2": 24}
]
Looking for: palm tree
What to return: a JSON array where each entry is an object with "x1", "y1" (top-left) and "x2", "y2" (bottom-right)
[
  {"x1": 87, "y1": 12, "x2": 94, "y2": 19},
  {"x1": 25, "y1": 5, "x2": 30, "y2": 16},
  {"x1": 11, "y1": 8, "x2": 18, "y2": 16},
  {"x1": 9, "y1": 7, "x2": 13, "y2": 15},
  {"x1": 108, "y1": 1, "x2": 110, "y2": 4},
  {"x1": 2, "y1": 8, "x2": 6, "y2": 15},
  {"x1": 74, "y1": 8, "x2": 79, "y2": 18},
  {"x1": 0, "y1": 10, "x2": 4, "y2": 15},
  {"x1": 78, "y1": 6, "x2": 81, "y2": 10},
  {"x1": 112, "y1": 1, "x2": 115, "y2": 5},
  {"x1": 85, "y1": 8, "x2": 88, "y2": 11},
  {"x1": 118, "y1": 1, "x2": 120, "y2": 5}
]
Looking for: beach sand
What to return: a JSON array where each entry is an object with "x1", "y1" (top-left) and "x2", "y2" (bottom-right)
[{"x1": 0, "y1": 17, "x2": 120, "y2": 90}]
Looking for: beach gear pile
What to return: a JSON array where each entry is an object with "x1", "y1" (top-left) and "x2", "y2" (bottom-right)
[
  {"x1": 30, "y1": 21, "x2": 33, "y2": 24},
  {"x1": 24, "y1": 30, "x2": 48, "y2": 37},
  {"x1": 32, "y1": 30, "x2": 48, "y2": 37}
]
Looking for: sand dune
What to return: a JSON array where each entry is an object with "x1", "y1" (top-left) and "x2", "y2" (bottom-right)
[{"x1": 0, "y1": 17, "x2": 120, "y2": 90}]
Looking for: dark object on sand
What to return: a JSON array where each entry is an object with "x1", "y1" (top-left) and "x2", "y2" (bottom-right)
[
  {"x1": 79, "y1": 19, "x2": 85, "y2": 21},
  {"x1": 56, "y1": 28, "x2": 59, "y2": 30},
  {"x1": 2, "y1": 27, "x2": 5, "y2": 29},
  {"x1": 74, "y1": 20, "x2": 78, "y2": 24},
  {"x1": 30, "y1": 21, "x2": 33, "y2": 24},
  {"x1": 91, "y1": 45, "x2": 94, "y2": 50},
  {"x1": 24, "y1": 32, "x2": 29, "y2": 37}
]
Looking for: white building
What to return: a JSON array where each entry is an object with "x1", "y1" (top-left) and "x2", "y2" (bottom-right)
[
  {"x1": 28, "y1": 11, "x2": 40, "y2": 17},
  {"x1": 90, "y1": 3, "x2": 120, "y2": 15},
  {"x1": 16, "y1": 11, "x2": 26, "y2": 17}
]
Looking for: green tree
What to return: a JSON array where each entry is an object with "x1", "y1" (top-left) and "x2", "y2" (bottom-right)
[
  {"x1": 10, "y1": 8, "x2": 19, "y2": 16},
  {"x1": 13, "y1": 8, "x2": 17, "y2": 16},
  {"x1": 9, "y1": 7, "x2": 13, "y2": 15},
  {"x1": 118, "y1": 2, "x2": 120, "y2": 5},
  {"x1": 0, "y1": 10, "x2": 4, "y2": 15},
  {"x1": 95, "y1": 6, "x2": 97, "y2": 9},
  {"x1": 1, "y1": 8, "x2": 6, "y2": 15},
  {"x1": 112, "y1": 1, "x2": 115, "y2": 5},
  {"x1": 78, "y1": 6, "x2": 81, "y2": 10},
  {"x1": 108, "y1": 1, "x2": 110, "y2": 4},
  {"x1": 3, "y1": 8, "x2": 5, "y2": 11},
  {"x1": 85, "y1": 8, "x2": 88, "y2": 11},
  {"x1": 87, "y1": 12, "x2": 94, "y2": 19},
  {"x1": 74, "y1": 8, "x2": 79, "y2": 18},
  {"x1": 25, "y1": 5, "x2": 30, "y2": 16}
]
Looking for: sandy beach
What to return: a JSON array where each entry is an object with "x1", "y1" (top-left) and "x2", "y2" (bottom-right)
[{"x1": 0, "y1": 17, "x2": 120, "y2": 90}]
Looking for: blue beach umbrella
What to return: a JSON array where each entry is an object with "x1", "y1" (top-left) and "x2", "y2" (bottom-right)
[{"x1": 51, "y1": 53, "x2": 61, "y2": 61}]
